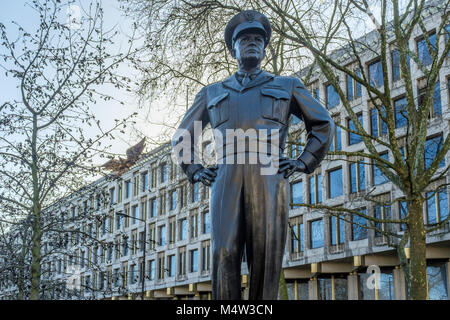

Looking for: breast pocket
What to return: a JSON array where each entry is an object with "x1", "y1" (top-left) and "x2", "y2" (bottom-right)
[
  {"x1": 260, "y1": 88, "x2": 290, "y2": 125},
  {"x1": 207, "y1": 92, "x2": 230, "y2": 128}
]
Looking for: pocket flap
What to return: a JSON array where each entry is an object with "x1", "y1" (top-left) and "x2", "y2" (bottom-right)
[
  {"x1": 207, "y1": 92, "x2": 230, "y2": 109},
  {"x1": 261, "y1": 88, "x2": 290, "y2": 100}
]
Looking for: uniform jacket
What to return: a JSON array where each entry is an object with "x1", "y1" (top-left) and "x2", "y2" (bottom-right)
[{"x1": 172, "y1": 70, "x2": 335, "y2": 182}]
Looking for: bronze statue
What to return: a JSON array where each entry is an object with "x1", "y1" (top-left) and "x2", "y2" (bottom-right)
[{"x1": 172, "y1": 10, "x2": 334, "y2": 300}]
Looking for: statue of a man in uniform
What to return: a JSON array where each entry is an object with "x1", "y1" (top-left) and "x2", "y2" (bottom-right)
[{"x1": 172, "y1": 10, "x2": 334, "y2": 300}]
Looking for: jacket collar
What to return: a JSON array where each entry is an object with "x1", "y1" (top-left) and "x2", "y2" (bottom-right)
[{"x1": 222, "y1": 70, "x2": 275, "y2": 92}]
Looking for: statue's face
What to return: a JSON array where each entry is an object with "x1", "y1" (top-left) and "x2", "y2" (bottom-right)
[{"x1": 232, "y1": 32, "x2": 265, "y2": 68}]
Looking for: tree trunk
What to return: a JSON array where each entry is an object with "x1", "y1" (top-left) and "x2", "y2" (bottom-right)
[
  {"x1": 30, "y1": 114, "x2": 42, "y2": 300},
  {"x1": 407, "y1": 197, "x2": 428, "y2": 300}
]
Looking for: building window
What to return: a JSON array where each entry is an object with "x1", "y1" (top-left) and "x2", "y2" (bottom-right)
[
  {"x1": 113, "y1": 268, "x2": 120, "y2": 287},
  {"x1": 309, "y1": 173, "x2": 322, "y2": 204},
  {"x1": 160, "y1": 191, "x2": 166, "y2": 215},
  {"x1": 318, "y1": 276, "x2": 348, "y2": 300},
  {"x1": 168, "y1": 255, "x2": 175, "y2": 277},
  {"x1": 118, "y1": 184, "x2": 122, "y2": 203},
  {"x1": 131, "y1": 231, "x2": 137, "y2": 255},
  {"x1": 158, "y1": 254, "x2": 165, "y2": 280},
  {"x1": 424, "y1": 134, "x2": 445, "y2": 170},
  {"x1": 328, "y1": 167, "x2": 343, "y2": 198},
  {"x1": 151, "y1": 168, "x2": 157, "y2": 188},
  {"x1": 140, "y1": 199, "x2": 147, "y2": 221},
  {"x1": 132, "y1": 205, "x2": 138, "y2": 225},
  {"x1": 326, "y1": 83, "x2": 340, "y2": 109},
  {"x1": 394, "y1": 96, "x2": 407, "y2": 128},
  {"x1": 125, "y1": 180, "x2": 131, "y2": 199},
  {"x1": 372, "y1": 152, "x2": 389, "y2": 186},
  {"x1": 160, "y1": 163, "x2": 167, "y2": 183},
  {"x1": 202, "y1": 211, "x2": 210, "y2": 234},
  {"x1": 368, "y1": 59, "x2": 383, "y2": 87},
  {"x1": 329, "y1": 116, "x2": 342, "y2": 152},
  {"x1": 310, "y1": 219, "x2": 323, "y2": 249},
  {"x1": 391, "y1": 49, "x2": 410, "y2": 82},
  {"x1": 133, "y1": 175, "x2": 139, "y2": 197},
  {"x1": 291, "y1": 180, "x2": 303, "y2": 208},
  {"x1": 149, "y1": 224, "x2": 156, "y2": 250},
  {"x1": 139, "y1": 231, "x2": 145, "y2": 252},
  {"x1": 346, "y1": 69, "x2": 362, "y2": 101},
  {"x1": 399, "y1": 200, "x2": 408, "y2": 231},
  {"x1": 190, "y1": 249, "x2": 198, "y2": 273},
  {"x1": 190, "y1": 210, "x2": 198, "y2": 238},
  {"x1": 142, "y1": 171, "x2": 149, "y2": 192},
  {"x1": 290, "y1": 136, "x2": 302, "y2": 158},
  {"x1": 330, "y1": 216, "x2": 345, "y2": 246},
  {"x1": 427, "y1": 263, "x2": 448, "y2": 300},
  {"x1": 370, "y1": 106, "x2": 387, "y2": 137},
  {"x1": 148, "y1": 260, "x2": 155, "y2": 280},
  {"x1": 179, "y1": 218, "x2": 187, "y2": 241},
  {"x1": 417, "y1": 32, "x2": 436, "y2": 66},
  {"x1": 130, "y1": 265, "x2": 137, "y2": 284},
  {"x1": 170, "y1": 189, "x2": 177, "y2": 211},
  {"x1": 169, "y1": 217, "x2": 176, "y2": 244},
  {"x1": 358, "y1": 270, "x2": 394, "y2": 300},
  {"x1": 426, "y1": 186, "x2": 448, "y2": 225},
  {"x1": 180, "y1": 184, "x2": 187, "y2": 208},
  {"x1": 351, "y1": 208, "x2": 367, "y2": 240},
  {"x1": 121, "y1": 236, "x2": 127, "y2": 257},
  {"x1": 178, "y1": 247, "x2": 186, "y2": 276},
  {"x1": 109, "y1": 187, "x2": 115, "y2": 204},
  {"x1": 158, "y1": 225, "x2": 166, "y2": 246},
  {"x1": 202, "y1": 241, "x2": 211, "y2": 272},
  {"x1": 347, "y1": 113, "x2": 363, "y2": 145},
  {"x1": 349, "y1": 159, "x2": 365, "y2": 193},
  {"x1": 149, "y1": 198, "x2": 157, "y2": 218},
  {"x1": 374, "y1": 202, "x2": 392, "y2": 238},
  {"x1": 418, "y1": 79, "x2": 442, "y2": 118},
  {"x1": 290, "y1": 217, "x2": 304, "y2": 255},
  {"x1": 116, "y1": 212, "x2": 123, "y2": 230},
  {"x1": 192, "y1": 182, "x2": 199, "y2": 203}
]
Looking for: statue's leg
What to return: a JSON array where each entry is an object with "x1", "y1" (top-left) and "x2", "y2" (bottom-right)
[
  {"x1": 244, "y1": 163, "x2": 289, "y2": 300},
  {"x1": 210, "y1": 164, "x2": 246, "y2": 300}
]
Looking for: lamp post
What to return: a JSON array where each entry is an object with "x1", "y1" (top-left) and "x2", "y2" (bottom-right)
[{"x1": 116, "y1": 211, "x2": 146, "y2": 300}]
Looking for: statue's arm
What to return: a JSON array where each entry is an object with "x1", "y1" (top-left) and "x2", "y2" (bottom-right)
[
  {"x1": 171, "y1": 87, "x2": 209, "y2": 183},
  {"x1": 289, "y1": 77, "x2": 335, "y2": 174}
]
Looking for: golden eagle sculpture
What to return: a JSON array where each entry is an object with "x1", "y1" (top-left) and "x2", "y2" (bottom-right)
[{"x1": 101, "y1": 138, "x2": 146, "y2": 175}]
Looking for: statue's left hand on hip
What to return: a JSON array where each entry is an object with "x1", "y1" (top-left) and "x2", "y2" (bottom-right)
[{"x1": 278, "y1": 157, "x2": 307, "y2": 178}]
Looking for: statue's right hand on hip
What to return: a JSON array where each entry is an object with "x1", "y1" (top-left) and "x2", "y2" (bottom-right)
[{"x1": 193, "y1": 165, "x2": 218, "y2": 186}]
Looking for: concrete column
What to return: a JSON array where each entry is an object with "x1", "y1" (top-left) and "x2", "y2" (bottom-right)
[
  {"x1": 393, "y1": 266, "x2": 407, "y2": 300},
  {"x1": 347, "y1": 272, "x2": 359, "y2": 300},
  {"x1": 308, "y1": 278, "x2": 318, "y2": 300}
]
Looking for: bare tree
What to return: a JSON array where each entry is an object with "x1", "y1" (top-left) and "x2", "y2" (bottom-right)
[
  {"x1": 262, "y1": 0, "x2": 450, "y2": 300},
  {"x1": 0, "y1": 0, "x2": 140, "y2": 299}
]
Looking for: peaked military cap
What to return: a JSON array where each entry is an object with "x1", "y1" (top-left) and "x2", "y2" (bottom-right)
[{"x1": 224, "y1": 10, "x2": 272, "y2": 53}]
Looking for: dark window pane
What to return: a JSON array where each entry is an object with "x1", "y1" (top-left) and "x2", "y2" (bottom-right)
[
  {"x1": 327, "y1": 84, "x2": 340, "y2": 109},
  {"x1": 369, "y1": 60, "x2": 383, "y2": 87},
  {"x1": 311, "y1": 219, "x2": 323, "y2": 248},
  {"x1": 394, "y1": 97, "x2": 408, "y2": 128},
  {"x1": 329, "y1": 168, "x2": 343, "y2": 198},
  {"x1": 352, "y1": 209, "x2": 367, "y2": 240},
  {"x1": 417, "y1": 33, "x2": 436, "y2": 66},
  {"x1": 424, "y1": 135, "x2": 445, "y2": 170}
]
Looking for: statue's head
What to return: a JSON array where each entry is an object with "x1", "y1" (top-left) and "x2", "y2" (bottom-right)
[{"x1": 225, "y1": 10, "x2": 272, "y2": 69}]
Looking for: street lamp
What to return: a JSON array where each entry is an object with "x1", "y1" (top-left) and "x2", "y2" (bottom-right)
[{"x1": 116, "y1": 211, "x2": 147, "y2": 300}]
